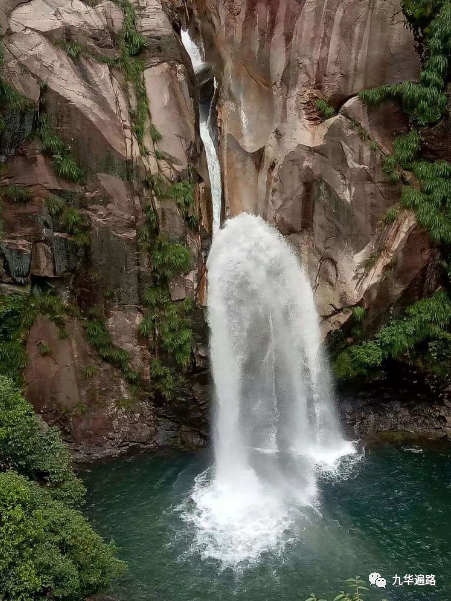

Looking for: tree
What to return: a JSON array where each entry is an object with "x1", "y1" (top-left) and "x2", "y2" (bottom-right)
[
  {"x1": 0, "y1": 376, "x2": 126, "y2": 599},
  {"x1": 0, "y1": 471, "x2": 125, "y2": 600}
]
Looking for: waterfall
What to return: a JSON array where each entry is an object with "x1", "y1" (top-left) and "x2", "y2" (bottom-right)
[
  {"x1": 182, "y1": 214, "x2": 355, "y2": 566},
  {"x1": 209, "y1": 214, "x2": 353, "y2": 478},
  {"x1": 180, "y1": 23, "x2": 354, "y2": 569},
  {"x1": 181, "y1": 29, "x2": 222, "y2": 233}
]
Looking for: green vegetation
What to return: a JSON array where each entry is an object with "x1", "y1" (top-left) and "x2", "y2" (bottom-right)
[
  {"x1": 145, "y1": 174, "x2": 199, "y2": 230},
  {"x1": 151, "y1": 235, "x2": 191, "y2": 281},
  {"x1": 334, "y1": 291, "x2": 451, "y2": 380},
  {"x1": 306, "y1": 576, "x2": 371, "y2": 601},
  {"x1": 136, "y1": 173, "x2": 197, "y2": 398},
  {"x1": 150, "y1": 124, "x2": 162, "y2": 142},
  {"x1": 358, "y1": 0, "x2": 451, "y2": 127},
  {"x1": 352, "y1": 306, "x2": 366, "y2": 323},
  {"x1": 85, "y1": 310, "x2": 140, "y2": 385},
  {"x1": 0, "y1": 39, "x2": 33, "y2": 129},
  {"x1": 56, "y1": 38, "x2": 83, "y2": 59},
  {"x1": 84, "y1": 364, "x2": 97, "y2": 378},
  {"x1": 382, "y1": 206, "x2": 399, "y2": 225},
  {"x1": 114, "y1": 0, "x2": 149, "y2": 151},
  {"x1": 45, "y1": 193, "x2": 90, "y2": 247},
  {"x1": 138, "y1": 171, "x2": 198, "y2": 396},
  {"x1": 0, "y1": 375, "x2": 84, "y2": 504},
  {"x1": 141, "y1": 288, "x2": 194, "y2": 368},
  {"x1": 37, "y1": 341, "x2": 50, "y2": 356},
  {"x1": 121, "y1": 0, "x2": 146, "y2": 55},
  {"x1": 56, "y1": 36, "x2": 119, "y2": 67},
  {"x1": 401, "y1": 160, "x2": 451, "y2": 244},
  {"x1": 0, "y1": 294, "x2": 34, "y2": 385},
  {"x1": 316, "y1": 99, "x2": 336, "y2": 119},
  {"x1": 0, "y1": 376, "x2": 126, "y2": 599},
  {"x1": 38, "y1": 116, "x2": 85, "y2": 183},
  {"x1": 364, "y1": 251, "x2": 381, "y2": 270},
  {"x1": 0, "y1": 292, "x2": 80, "y2": 385},
  {"x1": 358, "y1": 0, "x2": 451, "y2": 245},
  {"x1": 342, "y1": 0, "x2": 451, "y2": 381},
  {"x1": 45, "y1": 192, "x2": 66, "y2": 216},
  {"x1": 0, "y1": 185, "x2": 32, "y2": 204},
  {"x1": 139, "y1": 234, "x2": 194, "y2": 398}
]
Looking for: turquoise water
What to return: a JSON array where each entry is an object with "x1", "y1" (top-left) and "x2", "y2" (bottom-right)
[{"x1": 83, "y1": 445, "x2": 451, "y2": 601}]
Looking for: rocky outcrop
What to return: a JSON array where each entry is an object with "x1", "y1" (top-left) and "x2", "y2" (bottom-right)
[
  {"x1": 190, "y1": 0, "x2": 437, "y2": 335},
  {"x1": 0, "y1": 0, "x2": 211, "y2": 459},
  {"x1": 341, "y1": 367, "x2": 451, "y2": 443}
]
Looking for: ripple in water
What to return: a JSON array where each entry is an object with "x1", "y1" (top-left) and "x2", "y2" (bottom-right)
[{"x1": 179, "y1": 450, "x2": 362, "y2": 569}]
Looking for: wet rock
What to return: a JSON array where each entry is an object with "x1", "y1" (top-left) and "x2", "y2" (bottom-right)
[
  {"x1": 30, "y1": 241, "x2": 55, "y2": 277},
  {"x1": 0, "y1": 240, "x2": 32, "y2": 283},
  {"x1": 339, "y1": 366, "x2": 451, "y2": 443},
  {"x1": 191, "y1": 0, "x2": 428, "y2": 335},
  {"x1": 0, "y1": 0, "x2": 210, "y2": 459},
  {"x1": 196, "y1": 63, "x2": 214, "y2": 103}
]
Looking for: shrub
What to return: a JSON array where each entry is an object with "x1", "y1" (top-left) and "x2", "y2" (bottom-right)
[
  {"x1": 85, "y1": 313, "x2": 139, "y2": 385},
  {"x1": 52, "y1": 154, "x2": 84, "y2": 183},
  {"x1": 0, "y1": 375, "x2": 85, "y2": 505},
  {"x1": 45, "y1": 193, "x2": 66, "y2": 216},
  {"x1": 334, "y1": 291, "x2": 451, "y2": 379},
  {"x1": 56, "y1": 39, "x2": 83, "y2": 59},
  {"x1": 37, "y1": 116, "x2": 85, "y2": 183},
  {"x1": 0, "y1": 185, "x2": 32, "y2": 203},
  {"x1": 151, "y1": 235, "x2": 191, "y2": 282},
  {"x1": 352, "y1": 307, "x2": 366, "y2": 323},
  {"x1": 383, "y1": 207, "x2": 399, "y2": 225},
  {"x1": 315, "y1": 99, "x2": 335, "y2": 119},
  {"x1": 0, "y1": 471, "x2": 126, "y2": 600},
  {"x1": 0, "y1": 294, "x2": 34, "y2": 384},
  {"x1": 150, "y1": 124, "x2": 162, "y2": 142}
]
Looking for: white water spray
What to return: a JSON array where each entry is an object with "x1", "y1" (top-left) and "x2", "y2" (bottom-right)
[{"x1": 183, "y1": 214, "x2": 355, "y2": 566}]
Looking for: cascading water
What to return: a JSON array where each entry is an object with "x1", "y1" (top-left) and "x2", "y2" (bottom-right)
[
  {"x1": 182, "y1": 214, "x2": 355, "y2": 566},
  {"x1": 181, "y1": 29, "x2": 222, "y2": 233},
  {"x1": 180, "y1": 20, "x2": 355, "y2": 569}
]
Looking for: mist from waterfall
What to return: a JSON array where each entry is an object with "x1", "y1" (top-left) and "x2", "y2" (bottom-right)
[{"x1": 181, "y1": 214, "x2": 355, "y2": 566}]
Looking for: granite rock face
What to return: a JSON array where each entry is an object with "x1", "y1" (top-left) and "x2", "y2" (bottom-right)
[
  {"x1": 190, "y1": 0, "x2": 438, "y2": 334},
  {"x1": 0, "y1": 0, "x2": 211, "y2": 459}
]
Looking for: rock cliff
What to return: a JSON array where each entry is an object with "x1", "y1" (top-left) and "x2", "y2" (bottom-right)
[
  {"x1": 189, "y1": 0, "x2": 440, "y2": 335},
  {"x1": 0, "y1": 0, "x2": 211, "y2": 459},
  {"x1": 1, "y1": 0, "x2": 450, "y2": 456}
]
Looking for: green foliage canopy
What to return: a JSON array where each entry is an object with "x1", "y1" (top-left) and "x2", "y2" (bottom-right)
[
  {"x1": 0, "y1": 376, "x2": 126, "y2": 599},
  {"x1": 334, "y1": 291, "x2": 451, "y2": 379}
]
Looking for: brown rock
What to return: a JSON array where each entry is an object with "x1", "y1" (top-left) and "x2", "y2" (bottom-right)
[
  {"x1": 0, "y1": 0, "x2": 210, "y2": 458},
  {"x1": 192, "y1": 0, "x2": 428, "y2": 334},
  {"x1": 30, "y1": 242, "x2": 55, "y2": 277}
]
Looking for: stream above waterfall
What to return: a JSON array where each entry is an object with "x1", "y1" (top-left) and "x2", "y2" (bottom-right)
[{"x1": 83, "y1": 443, "x2": 451, "y2": 601}]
